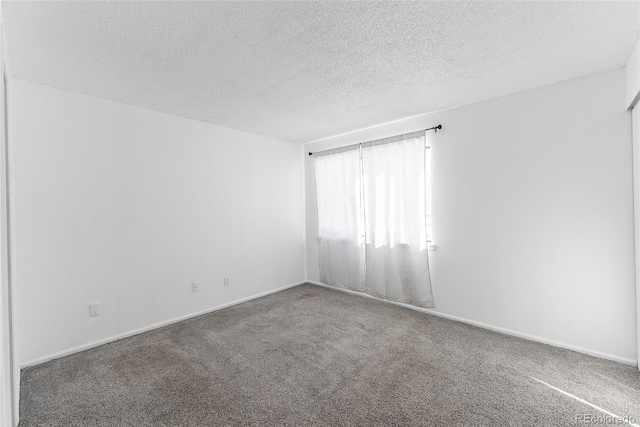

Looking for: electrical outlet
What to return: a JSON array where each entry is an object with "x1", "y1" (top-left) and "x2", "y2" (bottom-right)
[
  {"x1": 223, "y1": 276, "x2": 229, "y2": 287},
  {"x1": 192, "y1": 282, "x2": 199, "y2": 293},
  {"x1": 89, "y1": 303, "x2": 101, "y2": 317}
]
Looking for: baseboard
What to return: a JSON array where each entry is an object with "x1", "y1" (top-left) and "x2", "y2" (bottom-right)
[
  {"x1": 307, "y1": 280, "x2": 637, "y2": 367},
  {"x1": 23, "y1": 279, "x2": 636, "y2": 369},
  {"x1": 21, "y1": 280, "x2": 307, "y2": 368}
]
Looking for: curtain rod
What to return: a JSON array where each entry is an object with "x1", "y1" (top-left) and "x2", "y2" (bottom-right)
[{"x1": 308, "y1": 125, "x2": 442, "y2": 156}]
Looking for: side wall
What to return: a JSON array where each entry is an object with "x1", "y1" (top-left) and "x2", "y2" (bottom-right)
[
  {"x1": 305, "y1": 68, "x2": 637, "y2": 365},
  {"x1": 0, "y1": 16, "x2": 18, "y2": 425},
  {"x1": 10, "y1": 80, "x2": 305, "y2": 366},
  {"x1": 628, "y1": 36, "x2": 640, "y2": 371}
]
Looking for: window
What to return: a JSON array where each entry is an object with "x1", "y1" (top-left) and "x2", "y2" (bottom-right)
[{"x1": 313, "y1": 130, "x2": 434, "y2": 308}]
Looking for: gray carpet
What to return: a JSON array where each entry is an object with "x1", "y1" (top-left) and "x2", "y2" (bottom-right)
[{"x1": 19, "y1": 283, "x2": 640, "y2": 426}]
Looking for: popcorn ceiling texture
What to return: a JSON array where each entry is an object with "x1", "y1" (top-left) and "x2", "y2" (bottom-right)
[{"x1": 2, "y1": 1, "x2": 638, "y2": 143}]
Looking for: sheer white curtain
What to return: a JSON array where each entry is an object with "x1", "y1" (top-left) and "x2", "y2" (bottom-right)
[
  {"x1": 313, "y1": 132, "x2": 434, "y2": 308},
  {"x1": 313, "y1": 146, "x2": 366, "y2": 292},
  {"x1": 361, "y1": 133, "x2": 434, "y2": 307}
]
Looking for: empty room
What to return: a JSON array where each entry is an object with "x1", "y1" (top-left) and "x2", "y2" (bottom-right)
[{"x1": 1, "y1": 1, "x2": 640, "y2": 426}]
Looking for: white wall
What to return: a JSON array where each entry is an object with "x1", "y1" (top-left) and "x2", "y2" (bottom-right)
[
  {"x1": 306, "y1": 68, "x2": 637, "y2": 365},
  {"x1": 627, "y1": 34, "x2": 640, "y2": 373},
  {"x1": 7, "y1": 67, "x2": 636, "y2": 370},
  {"x1": 0, "y1": 70, "x2": 14, "y2": 427},
  {"x1": 0, "y1": 9, "x2": 18, "y2": 425},
  {"x1": 9, "y1": 80, "x2": 305, "y2": 366}
]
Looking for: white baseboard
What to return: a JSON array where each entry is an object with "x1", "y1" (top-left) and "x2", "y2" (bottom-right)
[
  {"x1": 23, "y1": 279, "x2": 636, "y2": 369},
  {"x1": 21, "y1": 280, "x2": 307, "y2": 368},
  {"x1": 307, "y1": 280, "x2": 637, "y2": 367}
]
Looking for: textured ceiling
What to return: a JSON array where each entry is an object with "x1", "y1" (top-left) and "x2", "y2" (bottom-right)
[{"x1": 2, "y1": 1, "x2": 639, "y2": 143}]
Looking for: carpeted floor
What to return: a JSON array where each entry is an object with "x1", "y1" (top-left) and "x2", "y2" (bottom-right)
[{"x1": 19, "y1": 283, "x2": 640, "y2": 426}]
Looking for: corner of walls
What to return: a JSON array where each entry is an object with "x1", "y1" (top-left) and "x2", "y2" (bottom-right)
[
  {"x1": 303, "y1": 144, "x2": 319, "y2": 283},
  {"x1": 300, "y1": 144, "x2": 308, "y2": 282}
]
